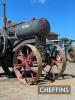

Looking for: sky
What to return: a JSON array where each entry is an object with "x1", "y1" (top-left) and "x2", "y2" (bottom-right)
[{"x1": 0, "y1": 0, "x2": 75, "y2": 41}]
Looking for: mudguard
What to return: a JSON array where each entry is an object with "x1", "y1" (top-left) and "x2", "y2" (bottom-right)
[{"x1": 13, "y1": 40, "x2": 35, "y2": 52}]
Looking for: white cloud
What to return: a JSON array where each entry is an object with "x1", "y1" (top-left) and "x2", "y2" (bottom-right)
[
  {"x1": 38, "y1": 0, "x2": 47, "y2": 4},
  {"x1": 30, "y1": 0, "x2": 47, "y2": 4}
]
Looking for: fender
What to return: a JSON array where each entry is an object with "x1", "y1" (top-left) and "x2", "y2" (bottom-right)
[{"x1": 13, "y1": 39, "x2": 35, "y2": 52}]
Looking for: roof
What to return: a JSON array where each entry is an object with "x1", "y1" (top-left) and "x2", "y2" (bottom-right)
[{"x1": 48, "y1": 32, "x2": 58, "y2": 36}]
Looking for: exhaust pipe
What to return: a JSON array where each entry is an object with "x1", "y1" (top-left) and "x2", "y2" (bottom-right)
[{"x1": 2, "y1": 0, "x2": 6, "y2": 28}]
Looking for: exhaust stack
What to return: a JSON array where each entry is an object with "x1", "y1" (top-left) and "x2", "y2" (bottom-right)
[{"x1": 2, "y1": 0, "x2": 6, "y2": 28}]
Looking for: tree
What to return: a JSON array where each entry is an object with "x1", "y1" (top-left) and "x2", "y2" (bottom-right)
[{"x1": 60, "y1": 38, "x2": 72, "y2": 47}]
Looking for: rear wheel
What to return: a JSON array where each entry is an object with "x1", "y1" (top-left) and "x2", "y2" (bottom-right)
[{"x1": 1, "y1": 65, "x2": 14, "y2": 77}]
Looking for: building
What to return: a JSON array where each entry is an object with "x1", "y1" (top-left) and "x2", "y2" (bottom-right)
[{"x1": 47, "y1": 32, "x2": 58, "y2": 40}]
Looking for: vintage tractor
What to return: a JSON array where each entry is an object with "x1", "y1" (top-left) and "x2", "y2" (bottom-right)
[
  {"x1": 0, "y1": 18, "x2": 66, "y2": 84},
  {"x1": 0, "y1": 1, "x2": 66, "y2": 85},
  {"x1": 60, "y1": 38, "x2": 75, "y2": 62}
]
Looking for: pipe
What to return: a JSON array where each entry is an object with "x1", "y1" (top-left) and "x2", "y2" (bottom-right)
[{"x1": 2, "y1": 0, "x2": 6, "y2": 28}]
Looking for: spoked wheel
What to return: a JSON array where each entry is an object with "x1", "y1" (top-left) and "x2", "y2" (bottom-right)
[
  {"x1": 48, "y1": 45, "x2": 66, "y2": 79},
  {"x1": 67, "y1": 46, "x2": 75, "y2": 62},
  {"x1": 13, "y1": 44, "x2": 42, "y2": 85}
]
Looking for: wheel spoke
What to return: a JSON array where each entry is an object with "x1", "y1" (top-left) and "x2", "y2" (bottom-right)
[{"x1": 51, "y1": 67, "x2": 55, "y2": 79}]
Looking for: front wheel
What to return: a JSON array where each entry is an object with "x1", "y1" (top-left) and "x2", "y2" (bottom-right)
[
  {"x1": 47, "y1": 45, "x2": 66, "y2": 79},
  {"x1": 13, "y1": 44, "x2": 42, "y2": 85}
]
